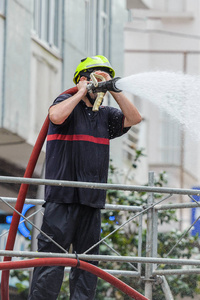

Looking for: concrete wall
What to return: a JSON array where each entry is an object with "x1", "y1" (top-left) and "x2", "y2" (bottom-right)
[{"x1": 3, "y1": 0, "x2": 32, "y2": 139}]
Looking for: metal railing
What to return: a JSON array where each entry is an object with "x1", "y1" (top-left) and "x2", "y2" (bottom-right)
[{"x1": 0, "y1": 172, "x2": 200, "y2": 300}]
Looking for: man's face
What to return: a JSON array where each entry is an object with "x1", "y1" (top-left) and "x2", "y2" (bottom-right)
[
  {"x1": 80, "y1": 70, "x2": 101, "y2": 101},
  {"x1": 80, "y1": 69, "x2": 110, "y2": 103},
  {"x1": 87, "y1": 87, "x2": 98, "y2": 101}
]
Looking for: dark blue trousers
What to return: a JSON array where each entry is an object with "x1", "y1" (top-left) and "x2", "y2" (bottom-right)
[{"x1": 28, "y1": 203, "x2": 101, "y2": 300}]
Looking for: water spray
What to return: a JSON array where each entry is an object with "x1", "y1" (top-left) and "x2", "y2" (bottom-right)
[{"x1": 115, "y1": 71, "x2": 200, "y2": 140}]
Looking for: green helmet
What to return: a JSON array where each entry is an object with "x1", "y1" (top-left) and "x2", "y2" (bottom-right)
[{"x1": 73, "y1": 55, "x2": 115, "y2": 84}]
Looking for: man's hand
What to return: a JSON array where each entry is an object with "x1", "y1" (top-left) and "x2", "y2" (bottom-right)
[
  {"x1": 77, "y1": 77, "x2": 89, "y2": 96},
  {"x1": 94, "y1": 71, "x2": 112, "y2": 82},
  {"x1": 49, "y1": 78, "x2": 89, "y2": 125},
  {"x1": 93, "y1": 72, "x2": 142, "y2": 127}
]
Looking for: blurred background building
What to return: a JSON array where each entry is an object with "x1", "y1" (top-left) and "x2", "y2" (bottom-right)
[
  {"x1": 125, "y1": 0, "x2": 200, "y2": 232},
  {"x1": 0, "y1": 0, "x2": 129, "y2": 199},
  {"x1": 1, "y1": 0, "x2": 200, "y2": 297}
]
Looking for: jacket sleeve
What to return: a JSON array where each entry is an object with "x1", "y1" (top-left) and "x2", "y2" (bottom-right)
[{"x1": 108, "y1": 107, "x2": 131, "y2": 140}]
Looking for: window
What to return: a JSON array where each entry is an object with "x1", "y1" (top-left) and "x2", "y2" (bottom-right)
[
  {"x1": 84, "y1": 0, "x2": 90, "y2": 53},
  {"x1": 96, "y1": 0, "x2": 111, "y2": 57},
  {"x1": 84, "y1": 0, "x2": 111, "y2": 58},
  {"x1": 164, "y1": 0, "x2": 186, "y2": 12},
  {"x1": 84, "y1": 0, "x2": 96, "y2": 54},
  {"x1": 32, "y1": 0, "x2": 62, "y2": 51},
  {"x1": 160, "y1": 112, "x2": 181, "y2": 165}
]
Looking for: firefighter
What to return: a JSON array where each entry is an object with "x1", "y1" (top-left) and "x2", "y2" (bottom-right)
[{"x1": 28, "y1": 55, "x2": 142, "y2": 300}]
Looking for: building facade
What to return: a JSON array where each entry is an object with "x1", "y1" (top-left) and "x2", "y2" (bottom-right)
[
  {"x1": 125, "y1": 0, "x2": 200, "y2": 184},
  {"x1": 124, "y1": 0, "x2": 200, "y2": 233},
  {"x1": 0, "y1": 0, "x2": 129, "y2": 196}
]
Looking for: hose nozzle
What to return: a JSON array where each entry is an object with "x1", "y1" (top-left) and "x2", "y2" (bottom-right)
[{"x1": 87, "y1": 77, "x2": 122, "y2": 94}]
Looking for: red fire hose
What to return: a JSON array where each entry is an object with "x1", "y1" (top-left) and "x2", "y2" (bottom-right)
[
  {"x1": 0, "y1": 258, "x2": 148, "y2": 300},
  {"x1": 1, "y1": 87, "x2": 78, "y2": 300}
]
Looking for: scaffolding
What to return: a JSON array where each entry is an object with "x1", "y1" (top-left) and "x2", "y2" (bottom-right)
[
  {"x1": 0, "y1": 173, "x2": 200, "y2": 300},
  {"x1": 0, "y1": 108, "x2": 199, "y2": 299}
]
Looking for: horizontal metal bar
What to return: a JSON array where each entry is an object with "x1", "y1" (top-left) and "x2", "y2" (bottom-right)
[
  {"x1": 7, "y1": 266, "x2": 140, "y2": 277},
  {"x1": 105, "y1": 204, "x2": 142, "y2": 212},
  {"x1": 0, "y1": 197, "x2": 142, "y2": 212},
  {"x1": 102, "y1": 270, "x2": 140, "y2": 277},
  {"x1": 64, "y1": 268, "x2": 140, "y2": 277},
  {"x1": 155, "y1": 202, "x2": 200, "y2": 210},
  {"x1": 154, "y1": 269, "x2": 200, "y2": 275},
  {"x1": 1, "y1": 250, "x2": 200, "y2": 266},
  {"x1": 2, "y1": 197, "x2": 199, "y2": 211},
  {"x1": 0, "y1": 197, "x2": 45, "y2": 205},
  {"x1": 1, "y1": 176, "x2": 200, "y2": 196}
]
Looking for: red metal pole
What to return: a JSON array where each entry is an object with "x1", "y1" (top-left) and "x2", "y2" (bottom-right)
[
  {"x1": 1, "y1": 87, "x2": 78, "y2": 300},
  {"x1": 0, "y1": 258, "x2": 149, "y2": 300}
]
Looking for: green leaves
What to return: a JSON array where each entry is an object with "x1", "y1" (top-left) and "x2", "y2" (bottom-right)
[{"x1": 10, "y1": 270, "x2": 29, "y2": 299}]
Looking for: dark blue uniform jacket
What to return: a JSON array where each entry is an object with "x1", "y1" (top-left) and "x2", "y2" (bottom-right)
[{"x1": 45, "y1": 94, "x2": 130, "y2": 208}]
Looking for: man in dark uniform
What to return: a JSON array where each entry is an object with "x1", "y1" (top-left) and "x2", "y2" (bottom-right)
[{"x1": 28, "y1": 55, "x2": 142, "y2": 300}]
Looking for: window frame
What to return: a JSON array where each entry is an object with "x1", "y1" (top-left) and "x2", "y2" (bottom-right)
[{"x1": 32, "y1": 0, "x2": 62, "y2": 53}]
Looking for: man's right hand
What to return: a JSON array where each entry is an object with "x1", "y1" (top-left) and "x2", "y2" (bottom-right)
[
  {"x1": 49, "y1": 79, "x2": 89, "y2": 125},
  {"x1": 77, "y1": 77, "x2": 89, "y2": 97}
]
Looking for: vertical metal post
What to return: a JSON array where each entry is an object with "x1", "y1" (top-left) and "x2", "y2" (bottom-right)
[
  {"x1": 29, "y1": 165, "x2": 45, "y2": 290},
  {"x1": 31, "y1": 164, "x2": 45, "y2": 252},
  {"x1": 179, "y1": 51, "x2": 187, "y2": 231},
  {"x1": 145, "y1": 171, "x2": 154, "y2": 299},
  {"x1": 137, "y1": 214, "x2": 143, "y2": 275},
  {"x1": 152, "y1": 207, "x2": 158, "y2": 273},
  {"x1": 1, "y1": 0, "x2": 7, "y2": 127}
]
